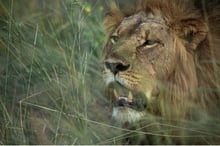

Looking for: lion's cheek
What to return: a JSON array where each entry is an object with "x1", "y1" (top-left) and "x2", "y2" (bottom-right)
[
  {"x1": 152, "y1": 53, "x2": 176, "y2": 80},
  {"x1": 145, "y1": 64, "x2": 156, "y2": 76}
]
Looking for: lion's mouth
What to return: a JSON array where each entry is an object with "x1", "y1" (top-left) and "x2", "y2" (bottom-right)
[
  {"x1": 108, "y1": 82, "x2": 148, "y2": 111},
  {"x1": 107, "y1": 82, "x2": 147, "y2": 123},
  {"x1": 113, "y1": 88, "x2": 147, "y2": 111}
]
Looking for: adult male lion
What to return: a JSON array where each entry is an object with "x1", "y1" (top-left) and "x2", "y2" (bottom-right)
[{"x1": 102, "y1": 0, "x2": 220, "y2": 144}]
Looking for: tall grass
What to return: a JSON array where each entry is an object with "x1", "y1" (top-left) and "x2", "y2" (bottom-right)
[{"x1": 0, "y1": 0, "x2": 125, "y2": 144}]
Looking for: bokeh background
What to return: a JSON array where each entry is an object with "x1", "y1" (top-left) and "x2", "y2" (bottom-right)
[{"x1": 0, "y1": 0, "x2": 131, "y2": 144}]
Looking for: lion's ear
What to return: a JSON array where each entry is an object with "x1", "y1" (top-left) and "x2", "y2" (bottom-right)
[
  {"x1": 175, "y1": 19, "x2": 208, "y2": 50},
  {"x1": 103, "y1": 2, "x2": 124, "y2": 35}
]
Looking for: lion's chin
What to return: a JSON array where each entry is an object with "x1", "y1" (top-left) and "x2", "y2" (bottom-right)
[{"x1": 112, "y1": 107, "x2": 146, "y2": 124}]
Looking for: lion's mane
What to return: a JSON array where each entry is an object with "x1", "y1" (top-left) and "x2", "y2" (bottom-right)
[{"x1": 103, "y1": 0, "x2": 220, "y2": 144}]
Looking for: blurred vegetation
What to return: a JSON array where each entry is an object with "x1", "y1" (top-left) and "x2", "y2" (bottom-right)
[{"x1": 0, "y1": 0, "x2": 126, "y2": 144}]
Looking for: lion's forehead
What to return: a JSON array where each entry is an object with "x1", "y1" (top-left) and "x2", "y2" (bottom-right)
[{"x1": 114, "y1": 13, "x2": 168, "y2": 39}]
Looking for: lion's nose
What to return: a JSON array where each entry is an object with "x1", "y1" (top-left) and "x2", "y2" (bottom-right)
[{"x1": 105, "y1": 61, "x2": 130, "y2": 74}]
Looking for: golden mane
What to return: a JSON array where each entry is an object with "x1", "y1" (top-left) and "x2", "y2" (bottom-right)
[
  {"x1": 104, "y1": 0, "x2": 220, "y2": 112},
  {"x1": 103, "y1": 0, "x2": 220, "y2": 144},
  {"x1": 104, "y1": 0, "x2": 201, "y2": 33}
]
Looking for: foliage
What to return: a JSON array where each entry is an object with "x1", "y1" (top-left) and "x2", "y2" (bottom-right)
[{"x1": 0, "y1": 0, "x2": 124, "y2": 144}]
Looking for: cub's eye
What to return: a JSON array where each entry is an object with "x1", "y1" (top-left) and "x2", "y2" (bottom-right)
[
  {"x1": 110, "y1": 35, "x2": 119, "y2": 44},
  {"x1": 142, "y1": 40, "x2": 159, "y2": 49}
]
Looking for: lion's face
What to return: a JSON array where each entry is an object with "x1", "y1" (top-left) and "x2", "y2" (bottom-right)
[{"x1": 103, "y1": 12, "x2": 179, "y2": 123}]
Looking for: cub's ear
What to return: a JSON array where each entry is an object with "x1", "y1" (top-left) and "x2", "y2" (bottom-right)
[
  {"x1": 103, "y1": 2, "x2": 124, "y2": 35},
  {"x1": 174, "y1": 19, "x2": 208, "y2": 50}
]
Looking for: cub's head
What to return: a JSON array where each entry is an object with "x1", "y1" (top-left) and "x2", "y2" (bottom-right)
[{"x1": 102, "y1": 0, "x2": 208, "y2": 124}]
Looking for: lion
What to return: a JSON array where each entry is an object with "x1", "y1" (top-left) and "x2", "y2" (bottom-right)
[{"x1": 102, "y1": 0, "x2": 220, "y2": 144}]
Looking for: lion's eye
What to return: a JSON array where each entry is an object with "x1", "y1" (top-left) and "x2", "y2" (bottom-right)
[
  {"x1": 110, "y1": 35, "x2": 119, "y2": 44},
  {"x1": 142, "y1": 40, "x2": 159, "y2": 49}
]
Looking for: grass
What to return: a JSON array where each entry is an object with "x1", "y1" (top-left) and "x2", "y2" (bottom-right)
[{"x1": 0, "y1": 0, "x2": 125, "y2": 144}]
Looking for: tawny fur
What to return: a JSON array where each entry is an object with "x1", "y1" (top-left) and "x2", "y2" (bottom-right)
[{"x1": 103, "y1": 0, "x2": 220, "y2": 144}]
